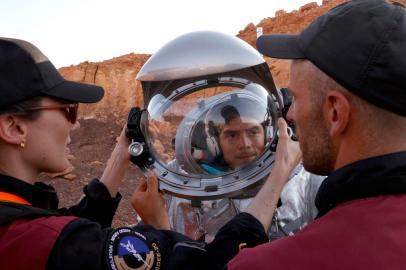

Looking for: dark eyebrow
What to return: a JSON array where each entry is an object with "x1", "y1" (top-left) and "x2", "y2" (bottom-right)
[
  {"x1": 222, "y1": 130, "x2": 238, "y2": 136},
  {"x1": 247, "y1": 126, "x2": 261, "y2": 132}
]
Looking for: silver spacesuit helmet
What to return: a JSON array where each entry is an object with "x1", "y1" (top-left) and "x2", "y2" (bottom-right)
[{"x1": 134, "y1": 31, "x2": 283, "y2": 199}]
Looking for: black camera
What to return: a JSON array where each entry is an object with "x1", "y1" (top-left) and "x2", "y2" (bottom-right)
[{"x1": 126, "y1": 107, "x2": 154, "y2": 172}]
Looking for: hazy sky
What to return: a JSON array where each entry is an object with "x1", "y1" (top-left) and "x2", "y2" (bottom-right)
[{"x1": 2, "y1": 0, "x2": 322, "y2": 68}]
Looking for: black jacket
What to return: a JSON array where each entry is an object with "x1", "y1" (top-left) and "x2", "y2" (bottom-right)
[{"x1": 0, "y1": 175, "x2": 268, "y2": 270}]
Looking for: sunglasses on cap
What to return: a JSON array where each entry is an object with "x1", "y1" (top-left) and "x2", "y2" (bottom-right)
[{"x1": 21, "y1": 103, "x2": 79, "y2": 124}]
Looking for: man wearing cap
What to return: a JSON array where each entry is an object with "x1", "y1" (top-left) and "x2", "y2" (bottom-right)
[{"x1": 229, "y1": 0, "x2": 406, "y2": 269}]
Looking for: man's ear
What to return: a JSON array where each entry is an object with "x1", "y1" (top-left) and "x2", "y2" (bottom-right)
[
  {"x1": 0, "y1": 115, "x2": 28, "y2": 146},
  {"x1": 325, "y1": 90, "x2": 350, "y2": 137}
]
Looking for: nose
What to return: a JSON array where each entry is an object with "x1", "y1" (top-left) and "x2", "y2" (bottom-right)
[
  {"x1": 71, "y1": 120, "x2": 81, "y2": 131},
  {"x1": 237, "y1": 132, "x2": 252, "y2": 149}
]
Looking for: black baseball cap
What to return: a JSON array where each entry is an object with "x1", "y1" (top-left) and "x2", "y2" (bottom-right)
[
  {"x1": 0, "y1": 38, "x2": 104, "y2": 109},
  {"x1": 257, "y1": 0, "x2": 406, "y2": 116}
]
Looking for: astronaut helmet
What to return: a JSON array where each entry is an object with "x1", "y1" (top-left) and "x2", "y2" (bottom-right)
[{"x1": 134, "y1": 31, "x2": 283, "y2": 200}]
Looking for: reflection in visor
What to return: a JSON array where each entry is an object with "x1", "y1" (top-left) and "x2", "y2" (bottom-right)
[
  {"x1": 145, "y1": 82, "x2": 276, "y2": 178},
  {"x1": 142, "y1": 79, "x2": 280, "y2": 199},
  {"x1": 196, "y1": 91, "x2": 272, "y2": 173}
]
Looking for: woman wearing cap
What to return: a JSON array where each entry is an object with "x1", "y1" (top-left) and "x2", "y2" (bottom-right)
[{"x1": 0, "y1": 38, "x2": 174, "y2": 269}]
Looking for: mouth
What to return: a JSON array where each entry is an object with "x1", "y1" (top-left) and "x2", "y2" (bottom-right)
[{"x1": 235, "y1": 153, "x2": 256, "y2": 159}]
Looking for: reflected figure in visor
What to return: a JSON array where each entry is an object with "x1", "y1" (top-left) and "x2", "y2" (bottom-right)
[{"x1": 192, "y1": 92, "x2": 269, "y2": 174}]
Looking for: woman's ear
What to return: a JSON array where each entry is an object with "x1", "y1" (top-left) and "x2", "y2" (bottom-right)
[
  {"x1": 0, "y1": 115, "x2": 28, "y2": 146},
  {"x1": 325, "y1": 90, "x2": 350, "y2": 137}
]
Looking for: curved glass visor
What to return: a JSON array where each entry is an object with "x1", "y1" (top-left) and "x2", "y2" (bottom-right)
[{"x1": 143, "y1": 79, "x2": 280, "y2": 199}]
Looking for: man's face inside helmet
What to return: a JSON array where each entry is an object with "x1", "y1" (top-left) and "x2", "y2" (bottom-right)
[
  {"x1": 185, "y1": 90, "x2": 272, "y2": 175},
  {"x1": 211, "y1": 103, "x2": 266, "y2": 169},
  {"x1": 218, "y1": 116, "x2": 265, "y2": 169}
]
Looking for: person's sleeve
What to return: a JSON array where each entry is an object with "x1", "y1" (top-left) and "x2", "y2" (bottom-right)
[
  {"x1": 47, "y1": 213, "x2": 267, "y2": 270},
  {"x1": 47, "y1": 218, "x2": 210, "y2": 270},
  {"x1": 46, "y1": 218, "x2": 112, "y2": 270},
  {"x1": 205, "y1": 212, "x2": 269, "y2": 268},
  {"x1": 60, "y1": 178, "x2": 122, "y2": 228}
]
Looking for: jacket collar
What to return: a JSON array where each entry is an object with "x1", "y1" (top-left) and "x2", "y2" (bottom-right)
[
  {"x1": 315, "y1": 151, "x2": 406, "y2": 217},
  {"x1": 0, "y1": 174, "x2": 59, "y2": 209}
]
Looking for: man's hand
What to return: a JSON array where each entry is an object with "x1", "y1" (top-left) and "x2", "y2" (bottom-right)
[
  {"x1": 243, "y1": 118, "x2": 302, "y2": 232},
  {"x1": 275, "y1": 118, "x2": 302, "y2": 173},
  {"x1": 131, "y1": 171, "x2": 171, "y2": 230}
]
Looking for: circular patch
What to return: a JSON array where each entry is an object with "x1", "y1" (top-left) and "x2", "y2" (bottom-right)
[{"x1": 107, "y1": 227, "x2": 161, "y2": 270}]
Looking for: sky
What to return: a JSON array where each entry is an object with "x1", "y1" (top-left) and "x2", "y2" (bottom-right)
[{"x1": 2, "y1": 0, "x2": 322, "y2": 68}]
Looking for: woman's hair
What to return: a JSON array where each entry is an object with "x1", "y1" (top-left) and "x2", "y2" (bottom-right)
[{"x1": 0, "y1": 96, "x2": 43, "y2": 121}]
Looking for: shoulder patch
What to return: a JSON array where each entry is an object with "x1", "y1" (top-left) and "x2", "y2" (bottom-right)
[{"x1": 106, "y1": 227, "x2": 161, "y2": 270}]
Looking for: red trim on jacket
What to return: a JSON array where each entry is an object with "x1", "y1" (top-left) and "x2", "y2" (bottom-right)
[{"x1": 0, "y1": 216, "x2": 77, "y2": 270}]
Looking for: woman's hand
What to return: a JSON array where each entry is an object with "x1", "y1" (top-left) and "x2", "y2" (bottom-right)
[
  {"x1": 131, "y1": 171, "x2": 170, "y2": 230},
  {"x1": 100, "y1": 125, "x2": 131, "y2": 197}
]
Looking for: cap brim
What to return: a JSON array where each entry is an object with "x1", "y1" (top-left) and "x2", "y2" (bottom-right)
[
  {"x1": 41, "y1": 80, "x2": 104, "y2": 103},
  {"x1": 256, "y1": 34, "x2": 305, "y2": 59}
]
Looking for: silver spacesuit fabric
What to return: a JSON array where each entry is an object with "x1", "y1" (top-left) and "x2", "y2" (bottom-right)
[{"x1": 166, "y1": 162, "x2": 325, "y2": 242}]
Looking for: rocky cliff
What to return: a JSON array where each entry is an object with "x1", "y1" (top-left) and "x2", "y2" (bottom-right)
[
  {"x1": 59, "y1": 0, "x2": 405, "y2": 121},
  {"x1": 59, "y1": 53, "x2": 150, "y2": 122}
]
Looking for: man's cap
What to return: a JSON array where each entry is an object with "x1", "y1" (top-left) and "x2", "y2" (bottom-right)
[
  {"x1": 0, "y1": 38, "x2": 104, "y2": 109},
  {"x1": 257, "y1": 0, "x2": 406, "y2": 116}
]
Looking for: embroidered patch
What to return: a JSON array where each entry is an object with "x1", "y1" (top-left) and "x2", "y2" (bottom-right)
[{"x1": 107, "y1": 227, "x2": 161, "y2": 270}]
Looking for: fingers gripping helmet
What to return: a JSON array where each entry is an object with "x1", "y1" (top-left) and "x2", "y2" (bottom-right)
[{"x1": 134, "y1": 31, "x2": 284, "y2": 200}]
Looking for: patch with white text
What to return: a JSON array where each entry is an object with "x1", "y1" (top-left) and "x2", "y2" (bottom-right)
[{"x1": 106, "y1": 227, "x2": 161, "y2": 270}]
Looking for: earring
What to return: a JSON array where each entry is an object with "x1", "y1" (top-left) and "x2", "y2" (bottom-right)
[{"x1": 20, "y1": 139, "x2": 25, "y2": 148}]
